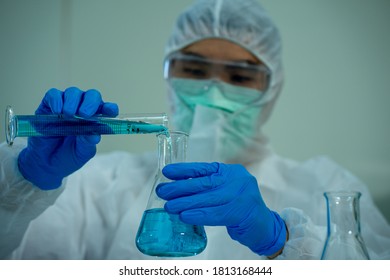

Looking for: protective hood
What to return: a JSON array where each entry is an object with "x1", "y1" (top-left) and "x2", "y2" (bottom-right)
[{"x1": 164, "y1": 0, "x2": 284, "y2": 163}]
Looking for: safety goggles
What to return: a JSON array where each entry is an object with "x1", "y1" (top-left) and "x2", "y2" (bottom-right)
[{"x1": 164, "y1": 52, "x2": 271, "y2": 91}]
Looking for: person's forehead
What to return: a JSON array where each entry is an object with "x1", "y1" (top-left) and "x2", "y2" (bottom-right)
[{"x1": 182, "y1": 38, "x2": 260, "y2": 64}]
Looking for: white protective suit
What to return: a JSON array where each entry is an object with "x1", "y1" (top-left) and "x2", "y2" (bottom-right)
[{"x1": 0, "y1": 0, "x2": 389, "y2": 260}]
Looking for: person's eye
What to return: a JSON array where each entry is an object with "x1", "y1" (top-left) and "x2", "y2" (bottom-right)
[
  {"x1": 182, "y1": 67, "x2": 207, "y2": 78},
  {"x1": 230, "y1": 74, "x2": 254, "y2": 84}
]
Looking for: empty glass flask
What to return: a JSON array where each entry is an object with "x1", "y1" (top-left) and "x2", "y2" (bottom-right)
[
  {"x1": 135, "y1": 131, "x2": 207, "y2": 257},
  {"x1": 321, "y1": 191, "x2": 370, "y2": 260}
]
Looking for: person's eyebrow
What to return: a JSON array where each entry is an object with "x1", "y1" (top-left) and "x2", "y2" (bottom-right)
[
  {"x1": 234, "y1": 59, "x2": 259, "y2": 66},
  {"x1": 181, "y1": 51, "x2": 261, "y2": 66},
  {"x1": 180, "y1": 51, "x2": 206, "y2": 59}
]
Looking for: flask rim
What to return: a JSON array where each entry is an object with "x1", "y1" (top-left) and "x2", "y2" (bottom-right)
[
  {"x1": 324, "y1": 190, "x2": 361, "y2": 198},
  {"x1": 156, "y1": 130, "x2": 189, "y2": 137}
]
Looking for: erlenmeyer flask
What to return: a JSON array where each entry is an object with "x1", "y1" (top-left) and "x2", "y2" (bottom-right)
[
  {"x1": 135, "y1": 131, "x2": 207, "y2": 257},
  {"x1": 321, "y1": 191, "x2": 370, "y2": 260}
]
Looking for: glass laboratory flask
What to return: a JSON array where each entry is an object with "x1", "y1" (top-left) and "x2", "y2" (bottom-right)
[
  {"x1": 321, "y1": 191, "x2": 370, "y2": 260},
  {"x1": 135, "y1": 131, "x2": 207, "y2": 257}
]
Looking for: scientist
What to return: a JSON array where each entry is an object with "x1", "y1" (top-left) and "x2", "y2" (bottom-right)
[{"x1": 0, "y1": 0, "x2": 389, "y2": 259}]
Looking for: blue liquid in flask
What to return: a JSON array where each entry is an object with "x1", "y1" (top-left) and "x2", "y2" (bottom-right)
[{"x1": 136, "y1": 208, "x2": 207, "y2": 257}]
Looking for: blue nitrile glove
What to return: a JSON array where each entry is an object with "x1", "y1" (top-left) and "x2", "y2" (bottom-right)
[
  {"x1": 18, "y1": 87, "x2": 119, "y2": 190},
  {"x1": 156, "y1": 162, "x2": 287, "y2": 256}
]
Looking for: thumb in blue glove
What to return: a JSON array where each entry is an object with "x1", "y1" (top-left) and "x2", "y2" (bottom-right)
[
  {"x1": 156, "y1": 162, "x2": 287, "y2": 257},
  {"x1": 18, "y1": 87, "x2": 119, "y2": 190}
]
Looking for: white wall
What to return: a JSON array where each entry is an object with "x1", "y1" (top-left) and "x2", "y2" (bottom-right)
[{"x1": 1, "y1": 0, "x2": 389, "y2": 222}]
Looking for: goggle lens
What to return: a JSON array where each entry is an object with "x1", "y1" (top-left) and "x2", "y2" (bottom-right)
[{"x1": 164, "y1": 53, "x2": 270, "y2": 91}]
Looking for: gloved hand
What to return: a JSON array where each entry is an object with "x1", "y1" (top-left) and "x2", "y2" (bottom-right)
[
  {"x1": 18, "y1": 87, "x2": 119, "y2": 190},
  {"x1": 156, "y1": 162, "x2": 287, "y2": 257}
]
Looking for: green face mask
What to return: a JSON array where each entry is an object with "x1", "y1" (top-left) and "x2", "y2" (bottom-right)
[
  {"x1": 169, "y1": 78, "x2": 265, "y2": 133},
  {"x1": 168, "y1": 78, "x2": 266, "y2": 162}
]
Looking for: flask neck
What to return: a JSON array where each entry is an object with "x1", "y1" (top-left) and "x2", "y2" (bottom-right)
[
  {"x1": 325, "y1": 191, "x2": 361, "y2": 236},
  {"x1": 157, "y1": 131, "x2": 187, "y2": 170}
]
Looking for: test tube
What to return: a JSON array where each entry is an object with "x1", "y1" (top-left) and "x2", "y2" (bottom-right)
[{"x1": 5, "y1": 106, "x2": 169, "y2": 146}]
